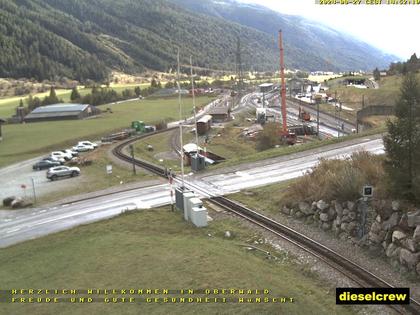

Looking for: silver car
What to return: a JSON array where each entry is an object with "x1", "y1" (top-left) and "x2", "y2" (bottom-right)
[{"x1": 47, "y1": 166, "x2": 81, "y2": 181}]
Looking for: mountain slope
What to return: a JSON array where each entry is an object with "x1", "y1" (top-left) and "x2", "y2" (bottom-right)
[
  {"x1": 0, "y1": 0, "x2": 398, "y2": 82},
  {"x1": 172, "y1": 0, "x2": 398, "y2": 71}
]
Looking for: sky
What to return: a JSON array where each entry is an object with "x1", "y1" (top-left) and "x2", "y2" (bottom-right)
[{"x1": 239, "y1": 0, "x2": 420, "y2": 60}]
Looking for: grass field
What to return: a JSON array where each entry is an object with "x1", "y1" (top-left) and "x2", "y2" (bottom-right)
[
  {"x1": 0, "y1": 96, "x2": 215, "y2": 168},
  {"x1": 0, "y1": 84, "x2": 152, "y2": 118},
  {"x1": 0, "y1": 208, "x2": 356, "y2": 315}
]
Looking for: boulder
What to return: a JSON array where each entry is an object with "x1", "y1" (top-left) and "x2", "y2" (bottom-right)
[
  {"x1": 341, "y1": 215, "x2": 350, "y2": 223},
  {"x1": 376, "y1": 215, "x2": 382, "y2": 223},
  {"x1": 343, "y1": 209, "x2": 350, "y2": 216},
  {"x1": 320, "y1": 213, "x2": 330, "y2": 222},
  {"x1": 368, "y1": 232, "x2": 383, "y2": 244},
  {"x1": 347, "y1": 201, "x2": 356, "y2": 212},
  {"x1": 386, "y1": 243, "x2": 400, "y2": 258},
  {"x1": 348, "y1": 211, "x2": 357, "y2": 221},
  {"x1": 321, "y1": 222, "x2": 331, "y2": 230},
  {"x1": 311, "y1": 201, "x2": 318, "y2": 211},
  {"x1": 391, "y1": 200, "x2": 400, "y2": 212},
  {"x1": 281, "y1": 206, "x2": 291, "y2": 215},
  {"x1": 384, "y1": 230, "x2": 393, "y2": 244},
  {"x1": 298, "y1": 202, "x2": 314, "y2": 215},
  {"x1": 316, "y1": 200, "x2": 329, "y2": 211},
  {"x1": 334, "y1": 201, "x2": 343, "y2": 217},
  {"x1": 382, "y1": 212, "x2": 400, "y2": 231},
  {"x1": 370, "y1": 221, "x2": 382, "y2": 234},
  {"x1": 399, "y1": 213, "x2": 409, "y2": 230},
  {"x1": 407, "y1": 210, "x2": 420, "y2": 227},
  {"x1": 333, "y1": 217, "x2": 342, "y2": 227},
  {"x1": 402, "y1": 238, "x2": 420, "y2": 253},
  {"x1": 3, "y1": 196, "x2": 16, "y2": 207},
  {"x1": 392, "y1": 230, "x2": 407, "y2": 243},
  {"x1": 224, "y1": 231, "x2": 232, "y2": 238},
  {"x1": 289, "y1": 209, "x2": 295, "y2": 216},
  {"x1": 399, "y1": 248, "x2": 420, "y2": 269},
  {"x1": 341, "y1": 222, "x2": 349, "y2": 231},
  {"x1": 305, "y1": 216, "x2": 314, "y2": 225},
  {"x1": 347, "y1": 221, "x2": 358, "y2": 233},
  {"x1": 328, "y1": 207, "x2": 336, "y2": 219},
  {"x1": 295, "y1": 211, "x2": 304, "y2": 219},
  {"x1": 413, "y1": 225, "x2": 420, "y2": 243},
  {"x1": 11, "y1": 197, "x2": 23, "y2": 209}
]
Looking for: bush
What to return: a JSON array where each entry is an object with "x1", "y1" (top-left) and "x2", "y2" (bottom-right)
[
  {"x1": 256, "y1": 122, "x2": 282, "y2": 151},
  {"x1": 284, "y1": 151, "x2": 385, "y2": 203}
]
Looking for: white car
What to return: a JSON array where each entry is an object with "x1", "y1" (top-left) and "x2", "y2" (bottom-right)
[
  {"x1": 78, "y1": 141, "x2": 98, "y2": 149},
  {"x1": 72, "y1": 144, "x2": 95, "y2": 152},
  {"x1": 60, "y1": 149, "x2": 79, "y2": 157},
  {"x1": 51, "y1": 151, "x2": 72, "y2": 161}
]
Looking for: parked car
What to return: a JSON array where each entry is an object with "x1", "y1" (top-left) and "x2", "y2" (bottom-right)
[
  {"x1": 78, "y1": 141, "x2": 98, "y2": 149},
  {"x1": 60, "y1": 149, "x2": 79, "y2": 157},
  {"x1": 51, "y1": 151, "x2": 72, "y2": 161},
  {"x1": 72, "y1": 144, "x2": 95, "y2": 152},
  {"x1": 33, "y1": 160, "x2": 61, "y2": 170},
  {"x1": 47, "y1": 166, "x2": 81, "y2": 181},
  {"x1": 42, "y1": 156, "x2": 65, "y2": 164}
]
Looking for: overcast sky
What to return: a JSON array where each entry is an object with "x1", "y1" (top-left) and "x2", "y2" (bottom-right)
[{"x1": 239, "y1": 0, "x2": 419, "y2": 60}]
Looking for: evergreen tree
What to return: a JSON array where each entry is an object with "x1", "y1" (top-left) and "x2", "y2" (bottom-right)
[
  {"x1": 373, "y1": 67, "x2": 380, "y2": 81},
  {"x1": 70, "y1": 87, "x2": 81, "y2": 101},
  {"x1": 383, "y1": 72, "x2": 420, "y2": 202},
  {"x1": 19, "y1": 99, "x2": 24, "y2": 107},
  {"x1": 134, "y1": 86, "x2": 141, "y2": 97}
]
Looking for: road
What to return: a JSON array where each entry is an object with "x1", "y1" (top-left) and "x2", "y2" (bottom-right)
[{"x1": 0, "y1": 135, "x2": 384, "y2": 248}]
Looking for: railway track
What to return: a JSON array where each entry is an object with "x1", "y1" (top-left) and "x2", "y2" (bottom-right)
[{"x1": 112, "y1": 130, "x2": 420, "y2": 315}]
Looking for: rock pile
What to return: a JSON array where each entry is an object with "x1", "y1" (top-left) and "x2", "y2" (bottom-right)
[{"x1": 284, "y1": 199, "x2": 420, "y2": 276}]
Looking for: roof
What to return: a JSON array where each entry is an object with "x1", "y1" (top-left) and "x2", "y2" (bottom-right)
[
  {"x1": 25, "y1": 112, "x2": 84, "y2": 120},
  {"x1": 31, "y1": 104, "x2": 89, "y2": 114},
  {"x1": 209, "y1": 106, "x2": 230, "y2": 115},
  {"x1": 259, "y1": 83, "x2": 273, "y2": 88},
  {"x1": 183, "y1": 143, "x2": 202, "y2": 153},
  {"x1": 197, "y1": 115, "x2": 212, "y2": 124}
]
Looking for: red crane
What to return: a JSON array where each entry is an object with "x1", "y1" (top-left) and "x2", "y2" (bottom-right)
[{"x1": 278, "y1": 30, "x2": 296, "y2": 145}]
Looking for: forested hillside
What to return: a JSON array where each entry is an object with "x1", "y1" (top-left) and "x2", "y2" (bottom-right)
[{"x1": 0, "y1": 0, "x2": 398, "y2": 82}]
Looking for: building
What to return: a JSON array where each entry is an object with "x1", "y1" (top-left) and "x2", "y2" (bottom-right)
[
  {"x1": 208, "y1": 106, "x2": 230, "y2": 122},
  {"x1": 196, "y1": 115, "x2": 212, "y2": 135},
  {"x1": 259, "y1": 83, "x2": 274, "y2": 93},
  {"x1": 24, "y1": 103, "x2": 99, "y2": 123}
]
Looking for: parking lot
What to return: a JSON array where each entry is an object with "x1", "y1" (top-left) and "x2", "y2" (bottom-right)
[{"x1": 0, "y1": 155, "x2": 83, "y2": 203}]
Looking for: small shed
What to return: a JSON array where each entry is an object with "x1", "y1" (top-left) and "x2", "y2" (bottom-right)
[
  {"x1": 209, "y1": 106, "x2": 230, "y2": 122},
  {"x1": 24, "y1": 104, "x2": 99, "y2": 123},
  {"x1": 196, "y1": 115, "x2": 212, "y2": 135},
  {"x1": 259, "y1": 83, "x2": 274, "y2": 93}
]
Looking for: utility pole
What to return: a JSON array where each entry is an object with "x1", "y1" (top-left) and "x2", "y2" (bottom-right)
[
  {"x1": 190, "y1": 56, "x2": 199, "y2": 151},
  {"x1": 279, "y1": 30, "x2": 287, "y2": 134},
  {"x1": 129, "y1": 144, "x2": 136, "y2": 175},
  {"x1": 176, "y1": 48, "x2": 185, "y2": 188},
  {"x1": 236, "y1": 37, "x2": 244, "y2": 92},
  {"x1": 315, "y1": 95, "x2": 320, "y2": 139},
  {"x1": 335, "y1": 90, "x2": 339, "y2": 137}
]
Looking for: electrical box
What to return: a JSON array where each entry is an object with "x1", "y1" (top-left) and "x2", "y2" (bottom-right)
[
  {"x1": 190, "y1": 205, "x2": 208, "y2": 227},
  {"x1": 182, "y1": 191, "x2": 196, "y2": 221},
  {"x1": 191, "y1": 154, "x2": 205, "y2": 172},
  {"x1": 175, "y1": 187, "x2": 192, "y2": 212}
]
